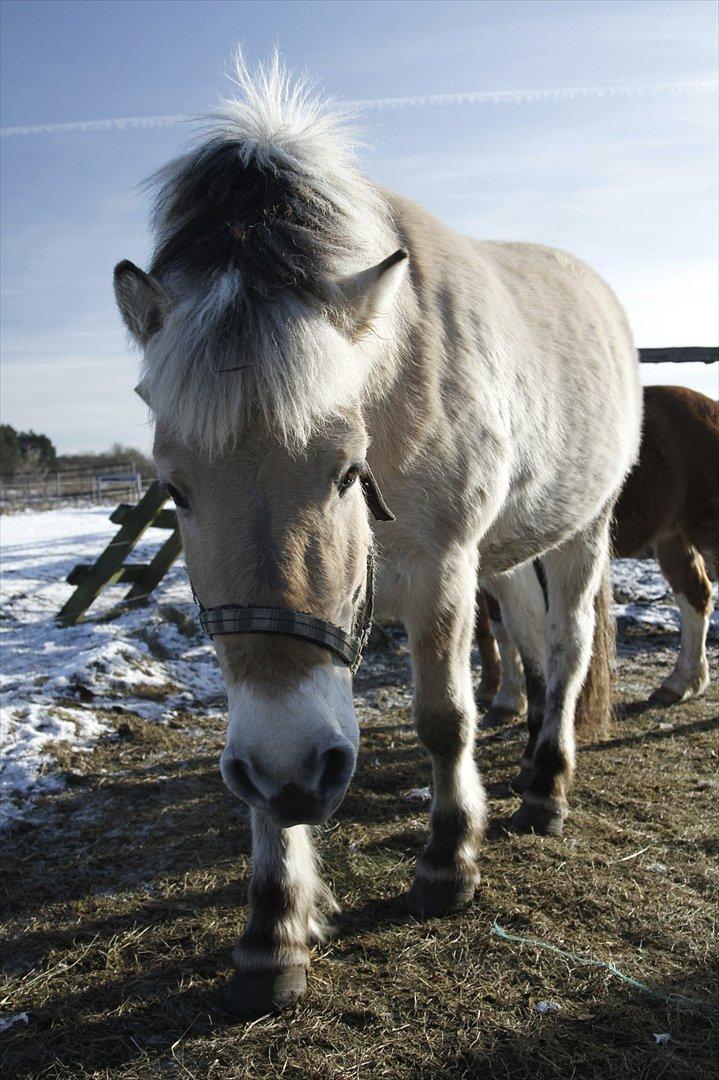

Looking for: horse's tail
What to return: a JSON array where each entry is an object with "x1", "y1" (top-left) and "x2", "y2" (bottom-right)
[{"x1": 574, "y1": 553, "x2": 615, "y2": 740}]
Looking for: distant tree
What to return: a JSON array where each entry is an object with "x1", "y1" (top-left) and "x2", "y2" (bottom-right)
[
  {"x1": 109, "y1": 443, "x2": 154, "y2": 475},
  {"x1": 0, "y1": 425, "x2": 22, "y2": 475},
  {"x1": 56, "y1": 445, "x2": 154, "y2": 475},
  {"x1": 17, "y1": 430, "x2": 57, "y2": 472}
]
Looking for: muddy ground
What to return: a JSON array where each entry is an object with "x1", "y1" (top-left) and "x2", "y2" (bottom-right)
[{"x1": 1, "y1": 624, "x2": 717, "y2": 1079}]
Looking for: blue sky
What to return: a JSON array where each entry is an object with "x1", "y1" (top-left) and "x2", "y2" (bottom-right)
[{"x1": 1, "y1": 0, "x2": 717, "y2": 453}]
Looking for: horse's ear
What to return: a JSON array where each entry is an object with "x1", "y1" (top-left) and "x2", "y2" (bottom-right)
[
  {"x1": 114, "y1": 260, "x2": 169, "y2": 346},
  {"x1": 339, "y1": 249, "x2": 408, "y2": 339}
]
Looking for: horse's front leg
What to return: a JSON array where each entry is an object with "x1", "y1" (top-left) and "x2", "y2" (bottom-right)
[
  {"x1": 226, "y1": 811, "x2": 336, "y2": 1017},
  {"x1": 404, "y1": 546, "x2": 486, "y2": 917}
]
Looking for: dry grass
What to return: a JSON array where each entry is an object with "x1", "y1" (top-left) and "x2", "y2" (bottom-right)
[{"x1": 1, "y1": 624, "x2": 717, "y2": 1079}]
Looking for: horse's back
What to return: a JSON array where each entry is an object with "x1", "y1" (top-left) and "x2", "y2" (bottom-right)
[
  {"x1": 614, "y1": 385, "x2": 719, "y2": 561},
  {"x1": 391, "y1": 190, "x2": 639, "y2": 421},
  {"x1": 388, "y1": 191, "x2": 642, "y2": 563}
]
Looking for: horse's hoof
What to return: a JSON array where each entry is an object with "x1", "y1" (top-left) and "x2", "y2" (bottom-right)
[
  {"x1": 224, "y1": 965, "x2": 307, "y2": 1018},
  {"x1": 510, "y1": 802, "x2": 565, "y2": 837},
  {"x1": 477, "y1": 687, "x2": 500, "y2": 707},
  {"x1": 510, "y1": 767, "x2": 533, "y2": 794},
  {"x1": 481, "y1": 704, "x2": 522, "y2": 728},
  {"x1": 649, "y1": 685, "x2": 683, "y2": 707},
  {"x1": 404, "y1": 876, "x2": 477, "y2": 918}
]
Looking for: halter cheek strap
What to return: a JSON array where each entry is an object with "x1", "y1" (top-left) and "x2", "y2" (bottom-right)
[{"x1": 193, "y1": 465, "x2": 392, "y2": 675}]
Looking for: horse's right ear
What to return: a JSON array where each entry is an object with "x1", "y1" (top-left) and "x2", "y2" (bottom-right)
[{"x1": 114, "y1": 260, "x2": 169, "y2": 347}]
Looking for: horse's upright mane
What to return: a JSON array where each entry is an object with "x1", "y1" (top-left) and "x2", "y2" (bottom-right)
[
  {"x1": 140, "y1": 53, "x2": 393, "y2": 453},
  {"x1": 149, "y1": 52, "x2": 382, "y2": 301}
]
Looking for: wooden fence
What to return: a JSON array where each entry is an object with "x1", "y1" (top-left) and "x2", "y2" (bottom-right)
[
  {"x1": 0, "y1": 462, "x2": 143, "y2": 507},
  {"x1": 638, "y1": 346, "x2": 717, "y2": 364},
  {"x1": 56, "y1": 481, "x2": 180, "y2": 626}
]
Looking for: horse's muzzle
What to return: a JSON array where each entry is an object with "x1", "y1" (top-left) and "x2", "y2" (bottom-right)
[{"x1": 220, "y1": 742, "x2": 355, "y2": 826}]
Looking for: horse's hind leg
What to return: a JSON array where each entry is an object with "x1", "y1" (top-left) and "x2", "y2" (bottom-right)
[
  {"x1": 404, "y1": 546, "x2": 486, "y2": 918},
  {"x1": 475, "y1": 589, "x2": 502, "y2": 706},
  {"x1": 651, "y1": 533, "x2": 712, "y2": 704},
  {"x1": 476, "y1": 588, "x2": 528, "y2": 719},
  {"x1": 481, "y1": 565, "x2": 547, "y2": 790},
  {"x1": 513, "y1": 514, "x2": 611, "y2": 836},
  {"x1": 226, "y1": 813, "x2": 336, "y2": 1016}
]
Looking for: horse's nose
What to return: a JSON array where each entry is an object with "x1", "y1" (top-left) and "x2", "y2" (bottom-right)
[{"x1": 221, "y1": 741, "x2": 355, "y2": 825}]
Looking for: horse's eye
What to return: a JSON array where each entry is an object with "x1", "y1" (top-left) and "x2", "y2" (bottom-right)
[
  {"x1": 339, "y1": 466, "x2": 360, "y2": 494},
  {"x1": 165, "y1": 483, "x2": 189, "y2": 510}
]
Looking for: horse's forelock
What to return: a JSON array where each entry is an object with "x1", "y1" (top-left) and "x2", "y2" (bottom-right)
[{"x1": 141, "y1": 52, "x2": 391, "y2": 454}]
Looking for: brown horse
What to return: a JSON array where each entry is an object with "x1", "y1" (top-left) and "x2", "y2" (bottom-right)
[{"x1": 478, "y1": 384, "x2": 718, "y2": 715}]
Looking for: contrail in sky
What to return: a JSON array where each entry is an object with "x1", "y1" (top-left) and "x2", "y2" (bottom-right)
[{"x1": 1, "y1": 78, "x2": 716, "y2": 137}]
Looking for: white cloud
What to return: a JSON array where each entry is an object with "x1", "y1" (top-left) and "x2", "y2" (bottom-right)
[{"x1": 1, "y1": 79, "x2": 716, "y2": 137}]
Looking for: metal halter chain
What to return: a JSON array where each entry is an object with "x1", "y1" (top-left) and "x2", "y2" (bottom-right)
[{"x1": 194, "y1": 466, "x2": 394, "y2": 676}]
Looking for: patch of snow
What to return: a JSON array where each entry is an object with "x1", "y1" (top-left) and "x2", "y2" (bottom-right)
[
  {"x1": 612, "y1": 558, "x2": 718, "y2": 638},
  {"x1": 0, "y1": 1012, "x2": 28, "y2": 1033},
  {"x1": 406, "y1": 786, "x2": 432, "y2": 802},
  {"x1": 1, "y1": 505, "x2": 224, "y2": 829}
]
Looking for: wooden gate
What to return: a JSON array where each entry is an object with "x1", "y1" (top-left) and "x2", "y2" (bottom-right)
[{"x1": 56, "y1": 481, "x2": 180, "y2": 626}]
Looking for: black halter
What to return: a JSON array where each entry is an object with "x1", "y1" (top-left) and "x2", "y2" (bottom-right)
[{"x1": 193, "y1": 465, "x2": 394, "y2": 675}]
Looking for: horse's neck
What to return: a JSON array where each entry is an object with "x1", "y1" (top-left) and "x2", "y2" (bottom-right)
[{"x1": 362, "y1": 198, "x2": 504, "y2": 479}]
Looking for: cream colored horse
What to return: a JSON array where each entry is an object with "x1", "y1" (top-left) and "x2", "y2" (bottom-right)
[{"x1": 114, "y1": 55, "x2": 642, "y2": 1016}]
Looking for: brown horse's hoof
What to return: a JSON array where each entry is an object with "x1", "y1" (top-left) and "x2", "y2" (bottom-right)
[
  {"x1": 510, "y1": 767, "x2": 533, "y2": 794},
  {"x1": 510, "y1": 801, "x2": 565, "y2": 837},
  {"x1": 404, "y1": 875, "x2": 477, "y2": 918},
  {"x1": 648, "y1": 685, "x2": 683, "y2": 707},
  {"x1": 224, "y1": 965, "x2": 307, "y2": 1018}
]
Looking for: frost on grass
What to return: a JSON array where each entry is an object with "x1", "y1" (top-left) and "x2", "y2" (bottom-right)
[{"x1": 1, "y1": 506, "x2": 224, "y2": 829}]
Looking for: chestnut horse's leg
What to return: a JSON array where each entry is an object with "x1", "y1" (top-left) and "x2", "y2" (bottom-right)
[
  {"x1": 226, "y1": 813, "x2": 336, "y2": 1016},
  {"x1": 404, "y1": 545, "x2": 486, "y2": 917},
  {"x1": 512, "y1": 514, "x2": 612, "y2": 836},
  {"x1": 652, "y1": 533, "x2": 712, "y2": 704}
]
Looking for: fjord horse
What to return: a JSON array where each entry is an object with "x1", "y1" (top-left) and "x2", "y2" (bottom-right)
[
  {"x1": 113, "y1": 54, "x2": 641, "y2": 1015},
  {"x1": 478, "y1": 385, "x2": 718, "y2": 727}
]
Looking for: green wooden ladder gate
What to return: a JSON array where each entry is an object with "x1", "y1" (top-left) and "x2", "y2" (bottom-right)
[{"x1": 56, "y1": 480, "x2": 181, "y2": 626}]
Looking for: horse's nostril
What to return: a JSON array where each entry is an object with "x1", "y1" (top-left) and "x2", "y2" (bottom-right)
[
  {"x1": 223, "y1": 756, "x2": 260, "y2": 802},
  {"x1": 318, "y1": 745, "x2": 354, "y2": 799}
]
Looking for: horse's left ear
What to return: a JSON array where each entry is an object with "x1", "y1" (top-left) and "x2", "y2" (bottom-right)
[
  {"x1": 114, "y1": 260, "x2": 169, "y2": 347},
  {"x1": 338, "y1": 249, "x2": 408, "y2": 340}
]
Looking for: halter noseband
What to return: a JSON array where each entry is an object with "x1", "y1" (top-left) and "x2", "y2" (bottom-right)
[{"x1": 193, "y1": 465, "x2": 394, "y2": 676}]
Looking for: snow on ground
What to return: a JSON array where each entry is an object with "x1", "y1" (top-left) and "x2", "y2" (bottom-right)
[
  {"x1": 1, "y1": 506, "x2": 716, "y2": 829},
  {"x1": 1, "y1": 505, "x2": 224, "y2": 829},
  {"x1": 612, "y1": 558, "x2": 718, "y2": 635}
]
